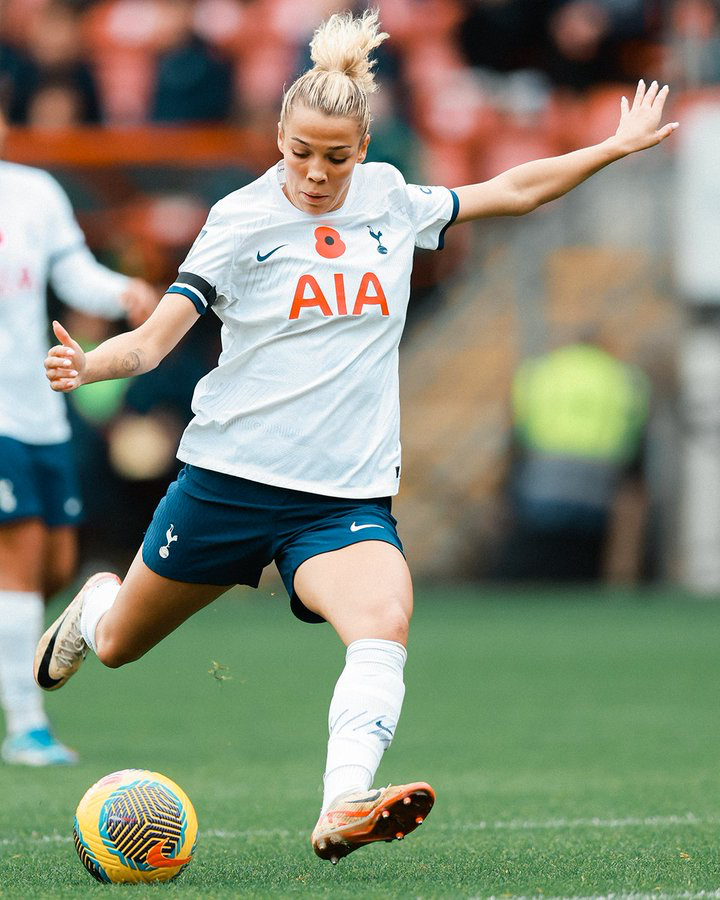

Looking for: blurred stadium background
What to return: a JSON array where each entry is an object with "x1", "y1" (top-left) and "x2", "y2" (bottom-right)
[{"x1": 2, "y1": 0, "x2": 720, "y2": 592}]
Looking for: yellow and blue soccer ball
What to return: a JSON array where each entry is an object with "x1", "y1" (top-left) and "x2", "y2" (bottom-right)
[{"x1": 72, "y1": 769, "x2": 198, "y2": 883}]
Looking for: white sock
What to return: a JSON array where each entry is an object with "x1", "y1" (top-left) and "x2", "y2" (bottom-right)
[
  {"x1": 321, "y1": 638, "x2": 407, "y2": 814},
  {"x1": 80, "y1": 580, "x2": 121, "y2": 654},
  {"x1": 0, "y1": 590, "x2": 49, "y2": 736}
]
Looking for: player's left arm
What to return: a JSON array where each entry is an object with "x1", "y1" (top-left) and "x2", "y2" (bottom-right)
[{"x1": 453, "y1": 80, "x2": 678, "y2": 223}]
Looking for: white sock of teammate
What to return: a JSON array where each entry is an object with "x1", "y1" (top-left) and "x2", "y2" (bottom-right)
[
  {"x1": 0, "y1": 590, "x2": 49, "y2": 736},
  {"x1": 321, "y1": 638, "x2": 407, "y2": 814},
  {"x1": 80, "y1": 580, "x2": 121, "y2": 654}
]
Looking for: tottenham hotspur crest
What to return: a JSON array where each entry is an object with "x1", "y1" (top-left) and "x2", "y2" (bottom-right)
[
  {"x1": 159, "y1": 524, "x2": 178, "y2": 558},
  {"x1": 367, "y1": 226, "x2": 388, "y2": 254}
]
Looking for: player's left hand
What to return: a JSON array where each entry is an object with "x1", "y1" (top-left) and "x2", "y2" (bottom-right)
[
  {"x1": 614, "y1": 80, "x2": 679, "y2": 154},
  {"x1": 121, "y1": 278, "x2": 159, "y2": 327}
]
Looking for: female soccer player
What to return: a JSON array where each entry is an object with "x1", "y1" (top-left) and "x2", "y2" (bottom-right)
[
  {"x1": 35, "y1": 10, "x2": 677, "y2": 861},
  {"x1": 0, "y1": 106, "x2": 156, "y2": 766}
]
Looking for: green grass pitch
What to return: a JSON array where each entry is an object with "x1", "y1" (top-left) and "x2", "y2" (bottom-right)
[{"x1": 2, "y1": 583, "x2": 720, "y2": 898}]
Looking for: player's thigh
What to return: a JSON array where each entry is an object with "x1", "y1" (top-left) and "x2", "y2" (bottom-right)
[
  {"x1": 0, "y1": 518, "x2": 47, "y2": 591},
  {"x1": 294, "y1": 540, "x2": 413, "y2": 646},
  {"x1": 43, "y1": 525, "x2": 78, "y2": 598},
  {"x1": 96, "y1": 548, "x2": 233, "y2": 668}
]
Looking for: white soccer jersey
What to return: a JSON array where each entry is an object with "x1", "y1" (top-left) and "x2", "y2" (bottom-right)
[
  {"x1": 169, "y1": 161, "x2": 458, "y2": 498},
  {"x1": 0, "y1": 161, "x2": 130, "y2": 444}
]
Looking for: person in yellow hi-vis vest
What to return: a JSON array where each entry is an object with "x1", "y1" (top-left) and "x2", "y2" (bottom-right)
[{"x1": 497, "y1": 338, "x2": 651, "y2": 581}]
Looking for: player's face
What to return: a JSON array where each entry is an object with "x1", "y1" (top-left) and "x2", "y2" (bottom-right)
[{"x1": 278, "y1": 106, "x2": 370, "y2": 215}]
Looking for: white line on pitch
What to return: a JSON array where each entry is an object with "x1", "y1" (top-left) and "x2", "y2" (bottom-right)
[
  {"x1": 2, "y1": 813, "x2": 716, "y2": 848},
  {"x1": 479, "y1": 893, "x2": 720, "y2": 900},
  {"x1": 439, "y1": 812, "x2": 720, "y2": 832}
]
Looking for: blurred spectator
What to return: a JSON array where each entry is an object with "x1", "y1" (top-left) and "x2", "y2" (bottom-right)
[
  {"x1": 364, "y1": 82, "x2": 422, "y2": 180},
  {"x1": 0, "y1": 39, "x2": 35, "y2": 124},
  {"x1": 543, "y1": 0, "x2": 649, "y2": 90},
  {"x1": 149, "y1": 0, "x2": 233, "y2": 122},
  {"x1": 494, "y1": 334, "x2": 651, "y2": 581},
  {"x1": 457, "y1": 0, "x2": 656, "y2": 90},
  {"x1": 457, "y1": 0, "x2": 550, "y2": 75},
  {"x1": 670, "y1": 0, "x2": 720, "y2": 87},
  {"x1": 26, "y1": 75, "x2": 91, "y2": 128},
  {"x1": 5, "y1": 1, "x2": 101, "y2": 124}
]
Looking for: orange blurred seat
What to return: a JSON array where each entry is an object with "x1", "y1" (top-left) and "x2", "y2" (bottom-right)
[{"x1": 82, "y1": 0, "x2": 160, "y2": 123}]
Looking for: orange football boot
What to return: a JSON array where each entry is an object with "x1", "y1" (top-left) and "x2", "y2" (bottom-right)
[{"x1": 311, "y1": 782, "x2": 435, "y2": 864}]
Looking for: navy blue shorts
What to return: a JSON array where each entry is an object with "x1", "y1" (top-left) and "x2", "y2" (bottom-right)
[
  {"x1": 0, "y1": 436, "x2": 83, "y2": 527},
  {"x1": 142, "y1": 464, "x2": 404, "y2": 624}
]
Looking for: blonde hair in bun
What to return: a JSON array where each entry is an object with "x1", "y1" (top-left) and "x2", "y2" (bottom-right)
[{"x1": 280, "y1": 9, "x2": 389, "y2": 138}]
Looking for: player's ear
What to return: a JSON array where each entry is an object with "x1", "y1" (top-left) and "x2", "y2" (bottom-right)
[
  {"x1": 277, "y1": 123, "x2": 284, "y2": 155},
  {"x1": 357, "y1": 132, "x2": 370, "y2": 163}
]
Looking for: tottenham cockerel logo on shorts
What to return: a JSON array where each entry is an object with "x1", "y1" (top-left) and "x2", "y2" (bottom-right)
[{"x1": 159, "y1": 524, "x2": 178, "y2": 558}]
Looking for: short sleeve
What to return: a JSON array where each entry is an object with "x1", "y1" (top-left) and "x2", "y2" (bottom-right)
[
  {"x1": 403, "y1": 183, "x2": 460, "y2": 250},
  {"x1": 166, "y1": 208, "x2": 236, "y2": 315}
]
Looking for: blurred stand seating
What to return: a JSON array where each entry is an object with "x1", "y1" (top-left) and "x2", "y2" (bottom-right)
[{"x1": 79, "y1": 0, "x2": 351, "y2": 125}]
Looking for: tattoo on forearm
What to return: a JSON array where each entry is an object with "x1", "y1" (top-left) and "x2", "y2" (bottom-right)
[
  {"x1": 122, "y1": 350, "x2": 142, "y2": 373},
  {"x1": 112, "y1": 349, "x2": 143, "y2": 377}
]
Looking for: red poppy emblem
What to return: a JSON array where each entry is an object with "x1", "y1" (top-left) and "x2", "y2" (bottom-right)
[{"x1": 314, "y1": 226, "x2": 346, "y2": 259}]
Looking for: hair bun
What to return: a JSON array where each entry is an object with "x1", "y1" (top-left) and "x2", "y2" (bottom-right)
[{"x1": 309, "y1": 9, "x2": 388, "y2": 95}]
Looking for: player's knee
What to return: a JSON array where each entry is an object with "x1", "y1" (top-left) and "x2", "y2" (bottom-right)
[
  {"x1": 372, "y1": 600, "x2": 410, "y2": 644},
  {"x1": 95, "y1": 634, "x2": 143, "y2": 669}
]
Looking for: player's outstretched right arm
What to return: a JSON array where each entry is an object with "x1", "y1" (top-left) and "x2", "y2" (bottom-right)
[{"x1": 45, "y1": 293, "x2": 200, "y2": 392}]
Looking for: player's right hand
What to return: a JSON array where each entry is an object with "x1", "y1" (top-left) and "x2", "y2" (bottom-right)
[{"x1": 45, "y1": 320, "x2": 85, "y2": 392}]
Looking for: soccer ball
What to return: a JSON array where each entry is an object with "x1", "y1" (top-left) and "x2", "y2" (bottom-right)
[{"x1": 72, "y1": 769, "x2": 198, "y2": 883}]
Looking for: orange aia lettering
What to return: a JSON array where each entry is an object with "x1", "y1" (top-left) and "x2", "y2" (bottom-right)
[
  {"x1": 289, "y1": 274, "x2": 333, "y2": 320},
  {"x1": 289, "y1": 272, "x2": 389, "y2": 318},
  {"x1": 352, "y1": 272, "x2": 388, "y2": 316},
  {"x1": 334, "y1": 274, "x2": 347, "y2": 316}
]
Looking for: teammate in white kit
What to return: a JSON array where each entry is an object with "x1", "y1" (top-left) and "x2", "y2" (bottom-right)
[
  {"x1": 0, "y1": 107, "x2": 156, "y2": 766},
  {"x1": 35, "y1": 10, "x2": 677, "y2": 860}
]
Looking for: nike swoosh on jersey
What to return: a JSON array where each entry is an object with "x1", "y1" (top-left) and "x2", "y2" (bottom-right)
[
  {"x1": 256, "y1": 244, "x2": 288, "y2": 262},
  {"x1": 350, "y1": 522, "x2": 385, "y2": 532}
]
